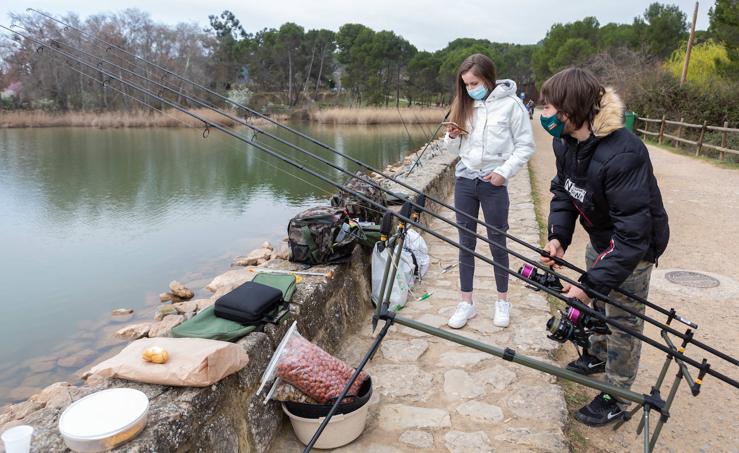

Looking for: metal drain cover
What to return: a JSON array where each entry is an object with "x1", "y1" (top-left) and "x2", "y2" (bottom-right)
[{"x1": 665, "y1": 271, "x2": 720, "y2": 288}]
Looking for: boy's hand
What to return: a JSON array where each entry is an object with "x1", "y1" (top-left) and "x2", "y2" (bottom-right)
[{"x1": 541, "y1": 239, "x2": 564, "y2": 268}]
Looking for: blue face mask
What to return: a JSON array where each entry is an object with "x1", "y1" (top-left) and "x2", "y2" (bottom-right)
[
  {"x1": 540, "y1": 112, "x2": 566, "y2": 138},
  {"x1": 467, "y1": 85, "x2": 488, "y2": 101}
]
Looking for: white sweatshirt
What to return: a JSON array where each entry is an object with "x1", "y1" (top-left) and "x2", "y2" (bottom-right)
[{"x1": 445, "y1": 79, "x2": 535, "y2": 183}]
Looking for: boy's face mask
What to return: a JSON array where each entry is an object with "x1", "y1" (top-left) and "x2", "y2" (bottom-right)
[{"x1": 541, "y1": 112, "x2": 566, "y2": 138}]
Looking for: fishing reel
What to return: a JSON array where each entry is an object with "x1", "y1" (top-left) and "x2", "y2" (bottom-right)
[
  {"x1": 546, "y1": 304, "x2": 611, "y2": 349},
  {"x1": 517, "y1": 263, "x2": 564, "y2": 292}
]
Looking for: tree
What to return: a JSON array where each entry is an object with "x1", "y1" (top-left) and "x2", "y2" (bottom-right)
[
  {"x1": 708, "y1": 0, "x2": 739, "y2": 78},
  {"x1": 633, "y1": 3, "x2": 688, "y2": 58},
  {"x1": 664, "y1": 40, "x2": 731, "y2": 86},
  {"x1": 532, "y1": 17, "x2": 600, "y2": 82}
]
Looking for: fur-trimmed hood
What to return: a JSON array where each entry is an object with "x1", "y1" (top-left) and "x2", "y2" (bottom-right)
[{"x1": 592, "y1": 87, "x2": 625, "y2": 137}]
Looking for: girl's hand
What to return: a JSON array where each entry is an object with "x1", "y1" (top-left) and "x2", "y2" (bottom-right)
[
  {"x1": 484, "y1": 172, "x2": 506, "y2": 186},
  {"x1": 447, "y1": 125, "x2": 461, "y2": 139}
]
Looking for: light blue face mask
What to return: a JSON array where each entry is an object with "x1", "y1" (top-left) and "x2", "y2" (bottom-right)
[{"x1": 467, "y1": 85, "x2": 488, "y2": 101}]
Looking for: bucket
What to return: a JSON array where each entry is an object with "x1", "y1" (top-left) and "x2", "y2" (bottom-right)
[{"x1": 282, "y1": 377, "x2": 372, "y2": 449}]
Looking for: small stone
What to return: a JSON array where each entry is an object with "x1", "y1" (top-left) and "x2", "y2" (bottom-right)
[
  {"x1": 443, "y1": 369, "x2": 485, "y2": 399},
  {"x1": 378, "y1": 404, "x2": 451, "y2": 430},
  {"x1": 156, "y1": 304, "x2": 179, "y2": 320},
  {"x1": 149, "y1": 314, "x2": 185, "y2": 337},
  {"x1": 159, "y1": 292, "x2": 174, "y2": 302},
  {"x1": 169, "y1": 280, "x2": 194, "y2": 300},
  {"x1": 455, "y1": 401, "x2": 504, "y2": 423},
  {"x1": 206, "y1": 268, "x2": 253, "y2": 293},
  {"x1": 381, "y1": 339, "x2": 428, "y2": 362},
  {"x1": 172, "y1": 300, "x2": 198, "y2": 315},
  {"x1": 261, "y1": 241, "x2": 273, "y2": 250},
  {"x1": 111, "y1": 308, "x2": 134, "y2": 316},
  {"x1": 29, "y1": 382, "x2": 72, "y2": 409},
  {"x1": 399, "y1": 430, "x2": 434, "y2": 448},
  {"x1": 443, "y1": 431, "x2": 492, "y2": 453},
  {"x1": 275, "y1": 245, "x2": 290, "y2": 260},
  {"x1": 195, "y1": 298, "x2": 215, "y2": 311},
  {"x1": 233, "y1": 248, "x2": 273, "y2": 266},
  {"x1": 115, "y1": 322, "x2": 152, "y2": 340}
]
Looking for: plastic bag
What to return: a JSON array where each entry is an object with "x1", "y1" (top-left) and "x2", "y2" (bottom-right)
[
  {"x1": 371, "y1": 242, "x2": 415, "y2": 309},
  {"x1": 275, "y1": 331, "x2": 368, "y2": 404},
  {"x1": 271, "y1": 381, "x2": 319, "y2": 404},
  {"x1": 404, "y1": 228, "x2": 429, "y2": 278}
]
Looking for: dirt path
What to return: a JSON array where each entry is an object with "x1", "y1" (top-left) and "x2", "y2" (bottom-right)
[{"x1": 529, "y1": 113, "x2": 739, "y2": 452}]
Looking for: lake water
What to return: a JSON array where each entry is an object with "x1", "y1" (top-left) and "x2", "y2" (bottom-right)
[{"x1": 0, "y1": 122, "x2": 427, "y2": 405}]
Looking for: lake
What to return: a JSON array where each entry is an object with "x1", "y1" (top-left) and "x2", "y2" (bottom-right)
[{"x1": 0, "y1": 122, "x2": 428, "y2": 405}]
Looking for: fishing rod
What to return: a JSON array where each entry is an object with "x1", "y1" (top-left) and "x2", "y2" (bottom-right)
[
  {"x1": 25, "y1": 8, "x2": 700, "y2": 332},
  {"x1": 15, "y1": 31, "x2": 739, "y2": 391},
  {"x1": 13, "y1": 25, "x2": 737, "y2": 368},
  {"x1": 24, "y1": 9, "x2": 702, "y2": 336}
]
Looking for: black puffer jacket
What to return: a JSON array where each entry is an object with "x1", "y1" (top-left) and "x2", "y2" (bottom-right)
[{"x1": 547, "y1": 89, "x2": 669, "y2": 297}]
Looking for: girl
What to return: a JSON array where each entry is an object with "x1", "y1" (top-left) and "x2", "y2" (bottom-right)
[{"x1": 445, "y1": 54, "x2": 535, "y2": 329}]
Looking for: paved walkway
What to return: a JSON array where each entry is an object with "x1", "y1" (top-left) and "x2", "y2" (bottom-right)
[{"x1": 271, "y1": 165, "x2": 568, "y2": 452}]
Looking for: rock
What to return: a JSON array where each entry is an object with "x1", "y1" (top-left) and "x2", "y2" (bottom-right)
[
  {"x1": 195, "y1": 298, "x2": 215, "y2": 311},
  {"x1": 233, "y1": 248, "x2": 272, "y2": 266},
  {"x1": 494, "y1": 427, "x2": 567, "y2": 452},
  {"x1": 455, "y1": 401, "x2": 504, "y2": 423},
  {"x1": 160, "y1": 292, "x2": 175, "y2": 302},
  {"x1": 206, "y1": 268, "x2": 253, "y2": 293},
  {"x1": 156, "y1": 304, "x2": 179, "y2": 320},
  {"x1": 438, "y1": 351, "x2": 490, "y2": 367},
  {"x1": 27, "y1": 357, "x2": 57, "y2": 373},
  {"x1": 274, "y1": 245, "x2": 290, "y2": 260},
  {"x1": 29, "y1": 382, "x2": 73, "y2": 409},
  {"x1": 443, "y1": 431, "x2": 492, "y2": 453},
  {"x1": 371, "y1": 365, "x2": 434, "y2": 401},
  {"x1": 169, "y1": 281, "x2": 194, "y2": 300},
  {"x1": 473, "y1": 365, "x2": 517, "y2": 391},
  {"x1": 115, "y1": 322, "x2": 152, "y2": 340},
  {"x1": 505, "y1": 384, "x2": 567, "y2": 424},
  {"x1": 7, "y1": 386, "x2": 39, "y2": 403},
  {"x1": 57, "y1": 350, "x2": 96, "y2": 369},
  {"x1": 261, "y1": 241, "x2": 273, "y2": 250},
  {"x1": 111, "y1": 308, "x2": 134, "y2": 316},
  {"x1": 399, "y1": 430, "x2": 434, "y2": 448},
  {"x1": 443, "y1": 369, "x2": 485, "y2": 399},
  {"x1": 149, "y1": 315, "x2": 185, "y2": 337},
  {"x1": 377, "y1": 404, "x2": 451, "y2": 431},
  {"x1": 380, "y1": 339, "x2": 428, "y2": 362},
  {"x1": 172, "y1": 300, "x2": 198, "y2": 315}
]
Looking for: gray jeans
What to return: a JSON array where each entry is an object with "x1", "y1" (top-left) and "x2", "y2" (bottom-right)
[{"x1": 454, "y1": 177, "x2": 510, "y2": 293}]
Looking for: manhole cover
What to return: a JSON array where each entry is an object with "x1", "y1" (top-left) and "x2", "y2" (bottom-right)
[{"x1": 665, "y1": 271, "x2": 720, "y2": 288}]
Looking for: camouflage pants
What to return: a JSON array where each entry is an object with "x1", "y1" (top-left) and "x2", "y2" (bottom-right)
[{"x1": 586, "y1": 243, "x2": 653, "y2": 401}]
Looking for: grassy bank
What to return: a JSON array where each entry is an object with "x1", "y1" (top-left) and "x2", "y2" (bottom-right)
[
  {"x1": 310, "y1": 106, "x2": 447, "y2": 125},
  {"x1": 0, "y1": 108, "x2": 288, "y2": 128}
]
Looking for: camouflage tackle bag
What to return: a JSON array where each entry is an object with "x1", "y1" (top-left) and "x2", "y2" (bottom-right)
[
  {"x1": 330, "y1": 171, "x2": 386, "y2": 223},
  {"x1": 287, "y1": 206, "x2": 357, "y2": 265}
]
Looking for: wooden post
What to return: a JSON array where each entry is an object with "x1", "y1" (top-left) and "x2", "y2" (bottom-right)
[
  {"x1": 696, "y1": 120, "x2": 707, "y2": 156},
  {"x1": 644, "y1": 118, "x2": 649, "y2": 138},
  {"x1": 720, "y1": 121, "x2": 729, "y2": 162},
  {"x1": 681, "y1": 2, "x2": 699, "y2": 86},
  {"x1": 658, "y1": 115, "x2": 666, "y2": 144},
  {"x1": 676, "y1": 117, "x2": 684, "y2": 148}
]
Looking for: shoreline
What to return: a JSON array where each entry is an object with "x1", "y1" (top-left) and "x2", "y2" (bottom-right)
[{"x1": 0, "y1": 106, "x2": 447, "y2": 128}]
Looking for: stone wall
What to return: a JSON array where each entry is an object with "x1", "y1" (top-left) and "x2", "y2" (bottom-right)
[{"x1": 2, "y1": 141, "x2": 458, "y2": 453}]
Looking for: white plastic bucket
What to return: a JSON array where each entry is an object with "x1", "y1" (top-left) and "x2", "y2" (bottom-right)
[{"x1": 282, "y1": 400, "x2": 369, "y2": 449}]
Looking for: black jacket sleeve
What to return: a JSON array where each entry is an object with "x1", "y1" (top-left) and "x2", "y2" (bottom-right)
[
  {"x1": 579, "y1": 151, "x2": 652, "y2": 297},
  {"x1": 547, "y1": 145, "x2": 578, "y2": 250}
]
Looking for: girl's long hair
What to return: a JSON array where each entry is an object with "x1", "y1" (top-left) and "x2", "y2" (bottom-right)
[{"x1": 449, "y1": 54, "x2": 497, "y2": 131}]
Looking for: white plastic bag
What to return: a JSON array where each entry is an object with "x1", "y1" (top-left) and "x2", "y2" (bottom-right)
[
  {"x1": 404, "y1": 228, "x2": 429, "y2": 278},
  {"x1": 371, "y1": 242, "x2": 415, "y2": 309}
]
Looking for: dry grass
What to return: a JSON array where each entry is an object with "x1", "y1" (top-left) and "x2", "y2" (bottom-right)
[
  {"x1": 0, "y1": 108, "x2": 278, "y2": 128},
  {"x1": 310, "y1": 106, "x2": 447, "y2": 125}
]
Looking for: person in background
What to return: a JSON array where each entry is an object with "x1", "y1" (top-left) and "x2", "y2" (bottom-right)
[
  {"x1": 539, "y1": 67, "x2": 669, "y2": 426},
  {"x1": 444, "y1": 54, "x2": 535, "y2": 329}
]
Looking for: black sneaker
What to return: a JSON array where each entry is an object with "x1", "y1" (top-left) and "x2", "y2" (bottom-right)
[
  {"x1": 566, "y1": 351, "x2": 605, "y2": 375},
  {"x1": 575, "y1": 392, "x2": 624, "y2": 426}
]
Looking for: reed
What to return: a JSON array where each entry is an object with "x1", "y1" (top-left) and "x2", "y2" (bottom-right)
[{"x1": 310, "y1": 107, "x2": 446, "y2": 125}]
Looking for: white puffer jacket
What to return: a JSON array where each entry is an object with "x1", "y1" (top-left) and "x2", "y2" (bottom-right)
[{"x1": 445, "y1": 79, "x2": 535, "y2": 183}]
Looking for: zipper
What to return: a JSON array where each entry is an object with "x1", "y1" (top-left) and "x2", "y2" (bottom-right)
[{"x1": 572, "y1": 201, "x2": 594, "y2": 226}]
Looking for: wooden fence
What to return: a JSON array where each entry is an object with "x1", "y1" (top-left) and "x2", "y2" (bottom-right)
[{"x1": 636, "y1": 115, "x2": 738, "y2": 161}]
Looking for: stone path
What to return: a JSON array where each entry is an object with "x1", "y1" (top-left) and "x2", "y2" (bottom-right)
[{"x1": 271, "y1": 166, "x2": 568, "y2": 452}]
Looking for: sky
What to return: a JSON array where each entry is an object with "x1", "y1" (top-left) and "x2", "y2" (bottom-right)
[{"x1": 0, "y1": 1, "x2": 713, "y2": 51}]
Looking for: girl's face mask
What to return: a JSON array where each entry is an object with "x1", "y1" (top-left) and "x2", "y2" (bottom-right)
[{"x1": 467, "y1": 85, "x2": 488, "y2": 100}]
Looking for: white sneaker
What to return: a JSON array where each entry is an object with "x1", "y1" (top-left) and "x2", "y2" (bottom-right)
[
  {"x1": 494, "y1": 300, "x2": 511, "y2": 327},
  {"x1": 448, "y1": 302, "x2": 476, "y2": 329}
]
